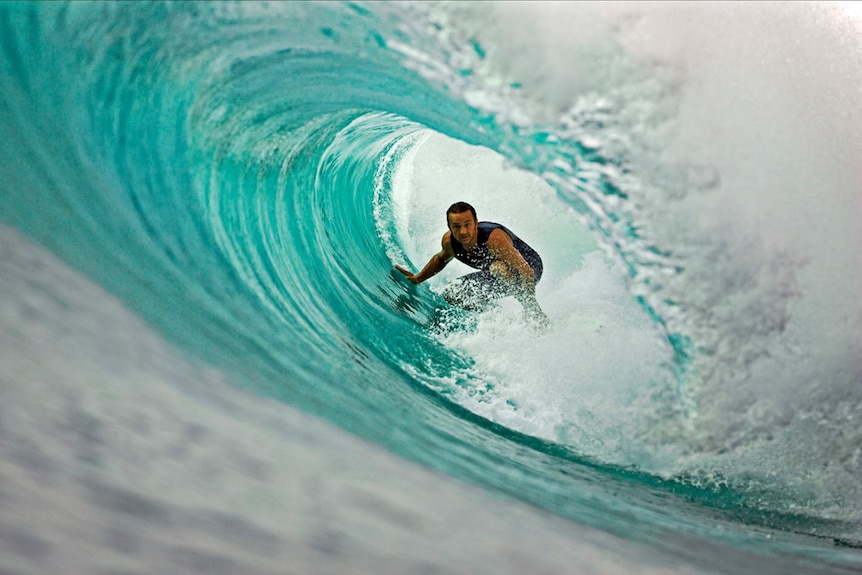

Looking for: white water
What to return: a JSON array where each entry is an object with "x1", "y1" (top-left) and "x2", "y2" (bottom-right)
[
  {"x1": 390, "y1": 131, "x2": 678, "y2": 467},
  {"x1": 392, "y1": 1, "x2": 862, "y2": 522}
]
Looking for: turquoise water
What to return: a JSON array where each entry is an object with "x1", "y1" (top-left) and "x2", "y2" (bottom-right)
[{"x1": 1, "y1": 2, "x2": 861, "y2": 573}]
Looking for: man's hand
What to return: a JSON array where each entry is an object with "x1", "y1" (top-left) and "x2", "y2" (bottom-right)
[{"x1": 394, "y1": 265, "x2": 420, "y2": 285}]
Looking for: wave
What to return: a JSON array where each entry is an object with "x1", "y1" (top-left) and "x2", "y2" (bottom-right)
[{"x1": 1, "y1": 1, "x2": 861, "y2": 571}]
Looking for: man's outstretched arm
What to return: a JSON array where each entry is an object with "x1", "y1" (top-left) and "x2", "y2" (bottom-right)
[{"x1": 395, "y1": 233, "x2": 454, "y2": 285}]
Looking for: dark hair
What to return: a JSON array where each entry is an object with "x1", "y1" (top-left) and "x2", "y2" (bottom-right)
[{"x1": 446, "y1": 201, "x2": 477, "y2": 223}]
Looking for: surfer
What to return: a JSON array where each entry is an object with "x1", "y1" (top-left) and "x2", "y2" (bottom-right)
[{"x1": 395, "y1": 201, "x2": 549, "y2": 326}]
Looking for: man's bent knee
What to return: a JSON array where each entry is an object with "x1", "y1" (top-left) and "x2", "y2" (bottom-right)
[{"x1": 488, "y1": 261, "x2": 512, "y2": 281}]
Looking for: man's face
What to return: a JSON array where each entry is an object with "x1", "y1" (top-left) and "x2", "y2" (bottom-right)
[{"x1": 447, "y1": 210, "x2": 478, "y2": 250}]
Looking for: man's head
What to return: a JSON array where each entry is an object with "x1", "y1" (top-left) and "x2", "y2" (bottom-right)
[
  {"x1": 446, "y1": 201, "x2": 478, "y2": 249},
  {"x1": 446, "y1": 201, "x2": 477, "y2": 223}
]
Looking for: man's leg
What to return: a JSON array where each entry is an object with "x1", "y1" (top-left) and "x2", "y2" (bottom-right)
[
  {"x1": 489, "y1": 261, "x2": 549, "y2": 327},
  {"x1": 442, "y1": 271, "x2": 507, "y2": 311}
]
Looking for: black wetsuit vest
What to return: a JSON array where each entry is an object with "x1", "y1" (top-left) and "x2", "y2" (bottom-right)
[{"x1": 451, "y1": 222, "x2": 543, "y2": 281}]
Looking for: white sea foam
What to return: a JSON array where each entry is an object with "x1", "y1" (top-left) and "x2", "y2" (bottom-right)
[
  {"x1": 398, "y1": 1, "x2": 862, "y2": 519},
  {"x1": 388, "y1": 131, "x2": 679, "y2": 467}
]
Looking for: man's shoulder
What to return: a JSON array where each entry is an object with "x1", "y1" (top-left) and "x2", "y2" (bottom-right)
[
  {"x1": 486, "y1": 225, "x2": 512, "y2": 244},
  {"x1": 479, "y1": 221, "x2": 509, "y2": 237},
  {"x1": 441, "y1": 230, "x2": 455, "y2": 254},
  {"x1": 440, "y1": 231, "x2": 455, "y2": 261}
]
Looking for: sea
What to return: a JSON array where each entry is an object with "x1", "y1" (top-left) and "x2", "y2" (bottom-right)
[{"x1": 1, "y1": 2, "x2": 861, "y2": 574}]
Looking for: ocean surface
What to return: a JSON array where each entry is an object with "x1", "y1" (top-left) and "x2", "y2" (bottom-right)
[{"x1": 1, "y1": 2, "x2": 861, "y2": 573}]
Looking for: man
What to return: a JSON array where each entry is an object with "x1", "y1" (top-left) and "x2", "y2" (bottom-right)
[{"x1": 395, "y1": 202, "x2": 549, "y2": 326}]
